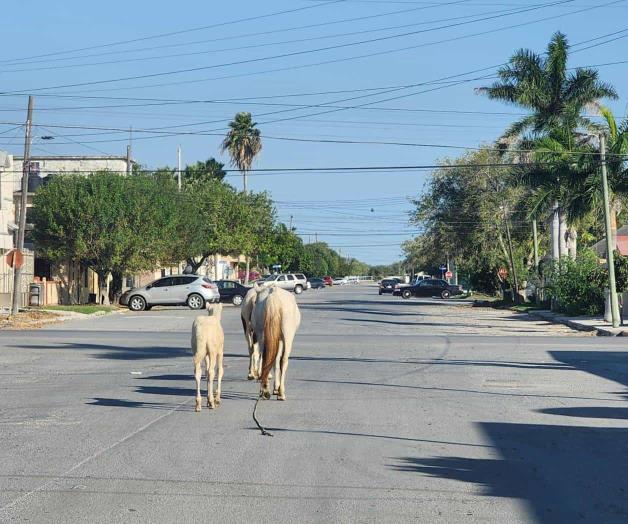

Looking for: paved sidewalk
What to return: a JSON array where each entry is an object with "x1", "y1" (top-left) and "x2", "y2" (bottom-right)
[{"x1": 528, "y1": 310, "x2": 627, "y2": 337}]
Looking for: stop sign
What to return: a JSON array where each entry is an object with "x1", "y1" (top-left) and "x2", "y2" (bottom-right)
[{"x1": 445, "y1": 270, "x2": 453, "y2": 279}]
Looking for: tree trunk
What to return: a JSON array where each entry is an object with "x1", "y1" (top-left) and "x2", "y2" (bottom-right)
[
  {"x1": 558, "y1": 207, "x2": 568, "y2": 259},
  {"x1": 110, "y1": 271, "x2": 123, "y2": 305},
  {"x1": 187, "y1": 255, "x2": 208, "y2": 274},
  {"x1": 551, "y1": 202, "x2": 560, "y2": 260},
  {"x1": 567, "y1": 227, "x2": 578, "y2": 259},
  {"x1": 244, "y1": 257, "x2": 250, "y2": 285},
  {"x1": 97, "y1": 270, "x2": 110, "y2": 306},
  {"x1": 214, "y1": 254, "x2": 220, "y2": 280}
]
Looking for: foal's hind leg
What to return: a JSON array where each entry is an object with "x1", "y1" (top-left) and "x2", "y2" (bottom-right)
[
  {"x1": 277, "y1": 336, "x2": 293, "y2": 401},
  {"x1": 194, "y1": 355, "x2": 203, "y2": 412},
  {"x1": 206, "y1": 354, "x2": 216, "y2": 409},
  {"x1": 214, "y1": 351, "x2": 223, "y2": 406}
]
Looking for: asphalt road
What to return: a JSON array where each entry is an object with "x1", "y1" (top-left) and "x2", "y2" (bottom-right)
[{"x1": 0, "y1": 286, "x2": 626, "y2": 523}]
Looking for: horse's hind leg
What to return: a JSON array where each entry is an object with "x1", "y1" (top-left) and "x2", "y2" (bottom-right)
[
  {"x1": 277, "y1": 338, "x2": 292, "y2": 401},
  {"x1": 273, "y1": 342, "x2": 283, "y2": 395},
  {"x1": 194, "y1": 355, "x2": 203, "y2": 412}
]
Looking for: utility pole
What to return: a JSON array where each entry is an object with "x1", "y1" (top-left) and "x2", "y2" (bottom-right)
[
  {"x1": 315, "y1": 232, "x2": 318, "y2": 243},
  {"x1": 126, "y1": 145, "x2": 132, "y2": 176},
  {"x1": 177, "y1": 145, "x2": 182, "y2": 191},
  {"x1": 599, "y1": 134, "x2": 620, "y2": 328},
  {"x1": 503, "y1": 206, "x2": 519, "y2": 304},
  {"x1": 11, "y1": 96, "x2": 34, "y2": 316},
  {"x1": 289, "y1": 215, "x2": 293, "y2": 231}
]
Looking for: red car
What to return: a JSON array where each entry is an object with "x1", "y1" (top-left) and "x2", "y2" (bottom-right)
[{"x1": 323, "y1": 276, "x2": 333, "y2": 286}]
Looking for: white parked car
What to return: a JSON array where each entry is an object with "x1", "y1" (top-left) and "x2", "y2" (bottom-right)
[{"x1": 332, "y1": 277, "x2": 348, "y2": 286}]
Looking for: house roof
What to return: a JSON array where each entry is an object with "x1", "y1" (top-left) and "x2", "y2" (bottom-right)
[{"x1": 592, "y1": 224, "x2": 628, "y2": 256}]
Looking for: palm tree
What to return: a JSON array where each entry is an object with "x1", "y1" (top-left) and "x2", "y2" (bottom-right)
[
  {"x1": 583, "y1": 108, "x2": 628, "y2": 250},
  {"x1": 479, "y1": 32, "x2": 617, "y2": 260},
  {"x1": 221, "y1": 112, "x2": 262, "y2": 284},
  {"x1": 221, "y1": 112, "x2": 262, "y2": 193},
  {"x1": 478, "y1": 32, "x2": 617, "y2": 139}
]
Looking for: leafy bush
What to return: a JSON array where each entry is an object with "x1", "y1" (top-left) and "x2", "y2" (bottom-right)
[
  {"x1": 591, "y1": 251, "x2": 628, "y2": 293},
  {"x1": 545, "y1": 250, "x2": 604, "y2": 316}
]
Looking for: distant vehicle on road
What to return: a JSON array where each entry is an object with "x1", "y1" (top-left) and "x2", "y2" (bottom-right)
[
  {"x1": 215, "y1": 279, "x2": 250, "y2": 306},
  {"x1": 378, "y1": 278, "x2": 401, "y2": 295},
  {"x1": 397, "y1": 279, "x2": 463, "y2": 300},
  {"x1": 294, "y1": 273, "x2": 311, "y2": 290},
  {"x1": 262, "y1": 273, "x2": 307, "y2": 294},
  {"x1": 332, "y1": 277, "x2": 349, "y2": 286},
  {"x1": 322, "y1": 276, "x2": 333, "y2": 286},
  {"x1": 120, "y1": 275, "x2": 220, "y2": 311},
  {"x1": 309, "y1": 278, "x2": 326, "y2": 289}
]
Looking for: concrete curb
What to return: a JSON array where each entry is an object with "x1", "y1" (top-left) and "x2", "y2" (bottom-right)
[{"x1": 526, "y1": 310, "x2": 626, "y2": 337}]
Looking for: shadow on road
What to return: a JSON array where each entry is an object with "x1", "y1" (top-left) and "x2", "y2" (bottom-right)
[{"x1": 391, "y1": 422, "x2": 628, "y2": 524}]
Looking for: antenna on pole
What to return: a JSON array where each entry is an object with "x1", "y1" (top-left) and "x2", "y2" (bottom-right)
[{"x1": 126, "y1": 126, "x2": 132, "y2": 175}]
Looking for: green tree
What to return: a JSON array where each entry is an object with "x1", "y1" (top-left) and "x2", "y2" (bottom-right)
[
  {"x1": 31, "y1": 172, "x2": 179, "y2": 305},
  {"x1": 220, "y1": 112, "x2": 262, "y2": 193},
  {"x1": 478, "y1": 32, "x2": 617, "y2": 139},
  {"x1": 183, "y1": 157, "x2": 226, "y2": 184},
  {"x1": 221, "y1": 112, "x2": 263, "y2": 283}
]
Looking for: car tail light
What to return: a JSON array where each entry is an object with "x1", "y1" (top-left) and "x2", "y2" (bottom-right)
[{"x1": 202, "y1": 283, "x2": 217, "y2": 290}]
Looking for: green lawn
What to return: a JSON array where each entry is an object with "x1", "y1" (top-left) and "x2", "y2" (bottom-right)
[{"x1": 42, "y1": 305, "x2": 118, "y2": 315}]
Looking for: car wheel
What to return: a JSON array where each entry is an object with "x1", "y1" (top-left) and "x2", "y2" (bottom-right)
[
  {"x1": 402, "y1": 289, "x2": 412, "y2": 299},
  {"x1": 232, "y1": 294, "x2": 244, "y2": 306},
  {"x1": 128, "y1": 295, "x2": 146, "y2": 311},
  {"x1": 187, "y1": 293, "x2": 205, "y2": 310},
  {"x1": 441, "y1": 289, "x2": 451, "y2": 299},
  {"x1": 294, "y1": 284, "x2": 303, "y2": 294}
]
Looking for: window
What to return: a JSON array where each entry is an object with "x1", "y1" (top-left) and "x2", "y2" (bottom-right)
[
  {"x1": 222, "y1": 281, "x2": 235, "y2": 289},
  {"x1": 152, "y1": 278, "x2": 172, "y2": 288},
  {"x1": 287, "y1": 275, "x2": 295, "y2": 281},
  {"x1": 179, "y1": 276, "x2": 197, "y2": 285},
  {"x1": 277, "y1": 275, "x2": 286, "y2": 282},
  {"x1": 295, "y1": 274, "x2": 306, "y2": 280}
]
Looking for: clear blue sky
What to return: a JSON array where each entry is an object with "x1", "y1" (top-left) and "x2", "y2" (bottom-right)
[{"x1": 1, "y1": 1, "x2": 626, "y2": 265}]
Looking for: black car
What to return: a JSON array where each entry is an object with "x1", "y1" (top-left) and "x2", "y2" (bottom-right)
[
  {"x1": 309, "y1": 278, "x2": 326, "y2": 289},
  {"x1": 399, "y1": 279, "x2": 462, "y2": 300},
  {"x1": 379, "y1": 278, "x2": 401, "y2": 295},
  {"x1": 215, "y1": 279, "x2": 250, "y2": 306}
]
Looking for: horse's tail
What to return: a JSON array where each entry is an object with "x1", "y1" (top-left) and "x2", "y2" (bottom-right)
[{"x1": 260, "y1": 290, "x2": 282, "y2": 383}]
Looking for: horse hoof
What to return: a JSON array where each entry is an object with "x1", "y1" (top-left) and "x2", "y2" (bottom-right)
[
  {"x1": 195, "y1": 399, "x2": 202, "y2": 412},
  {"x1": 247, "y1": 374, "x2": 255, "y2": 380},
  {"x1": 277, "y1": 395, "x2": 286, "y2": 401},
  {"x1": 273, "y1": 389, "x2": 279, "y2": 395},
  {"x1": 214, "y1": 397, "x2": 221, "y2": 406},
  {"x1": 262, "y1": 390, "x2": 271, "y2": 400}
]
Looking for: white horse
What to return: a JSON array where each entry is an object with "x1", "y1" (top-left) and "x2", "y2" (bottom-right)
[
  {"x1": 191, "y1": 302, "x2": 224, "y2": 412},
  {"x1": 241, "y1": 285, "x2": 261, "y2": 380},
  {"x1": 250, "y1": 284, "x2": 301, "y2": 400}
]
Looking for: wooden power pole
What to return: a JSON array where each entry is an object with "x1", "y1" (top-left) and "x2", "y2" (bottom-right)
[{"x1": 11, "y1": 96, "x2": 34, "y2": 315}]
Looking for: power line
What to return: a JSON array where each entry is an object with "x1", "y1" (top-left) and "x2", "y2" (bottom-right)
[
  {"x1": 0, "y1": 0, "x2": 583, "y2": 94},
  {"x1": 0, "y1": 1, "x2": 345, "y2": 64}
]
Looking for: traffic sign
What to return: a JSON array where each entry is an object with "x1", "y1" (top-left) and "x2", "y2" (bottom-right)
[
  {"x1": 439, "y1": 265, "x2": 447, "y2": 271},
  {"x1": 445, "y1": 270, "x2": 453, "y2": 279},
  {"x1": 5, "y1": 249, "x2": 24, "y2": 269}
]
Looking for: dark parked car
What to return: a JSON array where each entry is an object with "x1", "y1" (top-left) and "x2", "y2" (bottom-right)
[
  {"x1": 309, "y1": 278, "x2": 326, "y2": 289},
  {"x1": 215, "y1": 279, "x2": 250, "y2": 306},
  {"x1": 379, "y1": 278, "x2": 401, "y2": 295},
  {"x1": 398, "y1": 279, "x2": 463, "y2": 300}
]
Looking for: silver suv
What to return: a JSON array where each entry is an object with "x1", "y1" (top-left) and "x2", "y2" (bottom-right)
[
  {"x1": 120, "y1": 275, "x2": 220, "y2": 311},
  {"x1": 262, "y1": 273, "x2": 307, "y2": 294}
]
